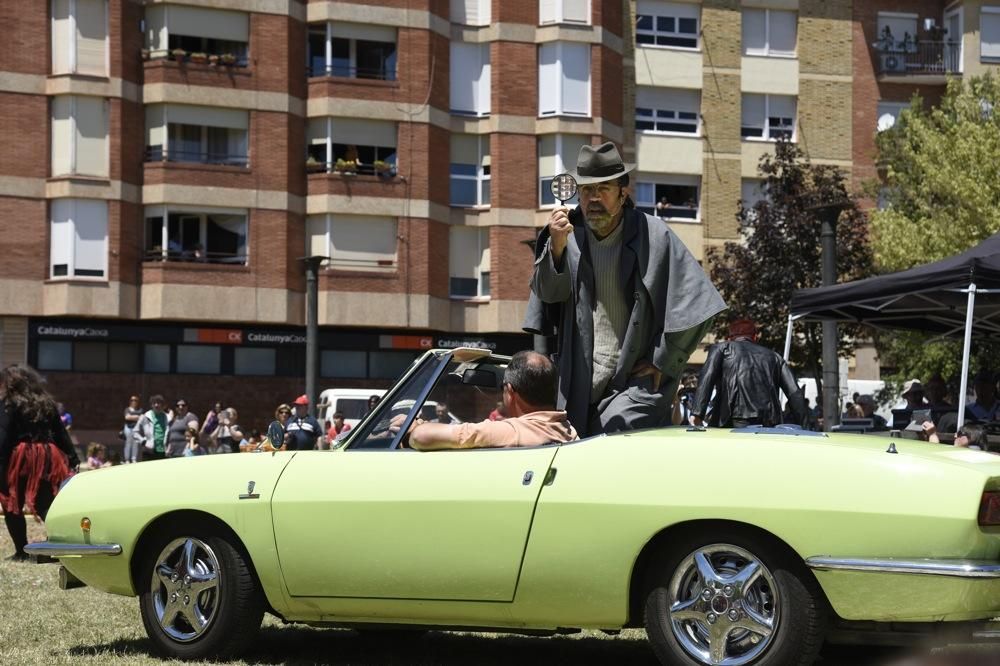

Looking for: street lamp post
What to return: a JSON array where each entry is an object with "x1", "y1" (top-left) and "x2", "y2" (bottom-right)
[
  {"x1": 807, "y1": 201, "x2": 848, "y2": 431},
  {"x1": 300, "y1": 255, "x2": 328, "y2": 418}
]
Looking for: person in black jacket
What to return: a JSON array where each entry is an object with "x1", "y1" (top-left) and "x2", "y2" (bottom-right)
[
  {"x1": 691, "y1": 318, "x2": 807, "y2": 429},
  {"x1": 0, "y1": 364, "x2": 79, "y2": 561}
]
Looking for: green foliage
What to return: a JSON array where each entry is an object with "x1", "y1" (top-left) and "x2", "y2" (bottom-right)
[
  {"x1": 708, "y1": 141, "x2": 874, "y2": 388},
  {"x1": 872, "y1": 74, "x2": 1000, "y2": 271},
  {"x1": 870, "y1": 74, "x2": 1000, "y2": 386}
]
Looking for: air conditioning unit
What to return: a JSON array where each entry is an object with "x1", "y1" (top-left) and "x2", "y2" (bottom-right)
[{"x1": 880, "y1": 53, "x2": 907, "y2": 73}]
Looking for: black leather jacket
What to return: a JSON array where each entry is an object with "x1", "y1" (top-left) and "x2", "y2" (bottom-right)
[{"x1": 692, "y1": 339, "x2": 807, "y2": 428}]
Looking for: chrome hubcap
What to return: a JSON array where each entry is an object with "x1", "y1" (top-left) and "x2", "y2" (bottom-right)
[
  {"x1": 667, "y1": 544, "x2": 779, "y2": 665},
  {"x1": 150, "y1": 537, "x2": 221, "y2": 642}
]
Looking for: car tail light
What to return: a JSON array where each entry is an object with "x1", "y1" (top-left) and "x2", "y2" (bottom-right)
[{"x1": 980, "y1": 491, "x2": 1000, "y2": 526}]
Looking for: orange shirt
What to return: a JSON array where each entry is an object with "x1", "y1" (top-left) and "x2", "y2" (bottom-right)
[{"x1": 452, "y1": 411, "x2": 578, "y2": 449}]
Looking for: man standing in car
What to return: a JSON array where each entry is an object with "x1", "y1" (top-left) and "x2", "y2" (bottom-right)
[
  {"x1": 691, "y1": 318, "x2": 807, "y2": 428},
  {"x1": 285, "y1": 395, "x2": 322, "y2": 450},
  {"x1": 525, "y1": 142, "x2": 726, "y2": 437}
]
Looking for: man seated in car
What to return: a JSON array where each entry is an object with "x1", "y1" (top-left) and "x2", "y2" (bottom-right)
[{"x1": 407, "y1": 351, "x2": 579, "y2": 450}]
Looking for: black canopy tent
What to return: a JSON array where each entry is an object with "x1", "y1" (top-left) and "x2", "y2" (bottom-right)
[{"x1": 786, "y1": 231, "x2": 1000, "y2": 429}]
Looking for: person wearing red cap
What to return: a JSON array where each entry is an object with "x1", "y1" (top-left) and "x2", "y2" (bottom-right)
[
  {"x1": 285, "y1": 394, "x2": 321, "y2": 450},
  {"x1": 690, "y1": 318, "x2": 808, "y2": 429}
]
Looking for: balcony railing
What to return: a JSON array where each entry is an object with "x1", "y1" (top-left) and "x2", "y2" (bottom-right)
[
  {"x1": 874, "y1": 40, "x2": 961, "y2": 76},
  {"x1": 143, "y1": 250, "x2": 248, "y2": 265},
  {"x1": 306, "y1": 160, "x2": 398, "y2": 178},
  {"x1": 145, "y1": 49, "x2": 249, "y2": 68},
  {"x1": 306, "y1": 64, "x2": 396, "y2": 81},
  {"x1": 145, "y1": 147, "x2": 249, "y2": 168}
]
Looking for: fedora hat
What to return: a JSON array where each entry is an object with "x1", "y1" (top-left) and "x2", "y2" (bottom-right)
[{"x1": 567, "y1": 142, "x2": 636, "y2": 185}]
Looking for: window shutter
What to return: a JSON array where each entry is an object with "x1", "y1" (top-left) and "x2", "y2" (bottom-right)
[
  {"x1": 449, "y1": 227, "x2": 480, "y2": 280},
  {"x1": 330, "y1": 216, "x2": 398, "y2": 269},
  {"x1": 306, "y1": 118, "x2": 328, "y2": 145},
  {"x1": 51, "y1": 96, "x2": 74, "y2": 176},
  {"x1": 538, "y1": 43, "x2": 559, "y2": 115},
  {"x1": 73, "y1": 96, "x2": 109, "y2": 177},
  {"x1": 306, "y1": 216, "x2": 330, "y2": 258},
  {"x1": 330, "y1": 119, "x2": 397, "y2": 147},
  {"x1": 51, "y1": 0, "x2": 73, "y2": 74},
  {"x1": 450, "y1": 134, "x2": 478, "y2": 164},
  {"x1": 741, "y1": 94, "x2": 766, "y2": 128},
  {"x1": 145, "y1": 5, "x2": 167, "y2": 51},
  {"x1": 563, "y1": 0, "x2": 589, "y2": 24},
  {"x1": 540, "y1": 0, "x2": 559, "y2": 24},
  {"x1": 49, "y1": 200, "x2": 73, "y2": 277},
  {"x1": 769, "y1": 10, "x2": 797, "y2": 55},
  {"x1": 983, "y1": 10, "x2": 1000, "y2": 60},
  {"x1": 476, "y1": 44, "x2": 491, "y2": 115},
  {"x1": 559, "y1": 135, "x2": 588, "y2": 173},
  {"x1": 476, "y1": 0, "x2": 491, "y2": 26},
  {"x1": 330, "y1": 23, "x2": 395, "y2": 42},
  {"x1": 164, "y1": 105, "x2": 248, "y2": 130},
  {"x1": 452, "y1": 0, "x2": 490, "y2": 26},
  {"x1": 451, "y1": 43, "x2": 478, "y2": 113},
  {"x1": 168, "y1": 5, "x2": 249, "y2": 42},
  {"x1": 145, "y1": 105, "x2": 166, "y2": 148},
  {"x1": 76, "y1": 0, "x2": 107, "y2": 76},
  {"x1": 537, "y1": 135, "x2": 558, "y2": 176},
  {"x1": 768, "y1": 95, "x2": 796, "y2": 121},
  {"x1": 742, "y1": 9, "x2": 767, "y2": 55},
  {"x1": 560, "y1": 43, "x2": 590, "y2": 116},
  {"x1": 72, "y1": 199, "x2": 108, "y2": 277}
]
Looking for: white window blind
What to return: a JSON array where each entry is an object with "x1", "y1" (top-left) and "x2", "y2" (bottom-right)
[
  {"x1": 51, "y1": 0, "x2": 74, "y2": 74},
  {"x1": 327, "y1": 215, "x2": 398, "y2": 271},
  {"x1": 743, "y1": 9, "x2": 797, "y2": 57},
  {"x1": 450, "y1": 42, "x2": 491, "y2": 115},
  {"x1": 540, "y1": 0, "x2": 589, "y2": 25},
  {"x1": 450, "y1": 134, "x2": 490, "y2": 207},
  {"x1": 538, "y1": 134, "x2": 588, "y2": 206},
  {"x1": 741, "y1": 94, "x2": 795, "y2": 140},
  {"x1": 51, "y1": 96, "x2": 108, "y2": 177},
  {"x1": 50, "y1": 199, "x2": 108, "y2": 279},
  {"x1": 449, "y1": 227, "x2": 490, "y2": 298},
  {"x1": 168, "y1": 5, "x2": 248, "y2": 42},
  {"x1": 538, "y1": 42, "x2": 590, "y2": 116},
  {"x1": 330, "y1": 22, "x2": 396, "y2": 42},
  {"x1": 330, "y1": 118, "x2": 397, "y2": 146},
  {"x1": 51, "y1": 96, "x2": 74, "y2": 176},
  {"x1": 450, "y1": 0, "x2": 490, "y2": 26},
  {"x1": 76, "y1": 0, "x2": 107, "y2": 75},
  {"x1": 982, "y1": 8, "x2": 1000, "y2": 60}
]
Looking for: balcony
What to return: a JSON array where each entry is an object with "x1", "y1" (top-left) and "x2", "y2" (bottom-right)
[
  {"x1": 306, "y1": 159, "x2": 397, "y2": 178},
  {"x1": 145, "y1": 147, "x2": 249, "y2": 168},
  {"x1": 874, "y1": 40, "x2": 961, "y2": 81}
]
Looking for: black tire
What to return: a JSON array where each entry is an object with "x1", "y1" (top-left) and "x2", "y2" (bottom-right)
[
  {"x1": 138, "y1": 528, "x2": 264, "y2": 660},
  {"x1": 644, "y1": 527, "x2": 826, "y2": 666}
]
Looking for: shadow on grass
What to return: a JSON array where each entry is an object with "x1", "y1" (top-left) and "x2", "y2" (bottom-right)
[{"x1": 70, "y1": 625, "x2": 658, "y2": 665}]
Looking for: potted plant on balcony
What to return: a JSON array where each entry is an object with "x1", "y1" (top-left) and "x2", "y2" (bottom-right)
[
  {"x1": 334, "y1": 158, "x2": 357, "y2": 176},
  {"x1": 190, "y1": 52, "x2": 208, "y2": 64},
  {"x1": 208, "y1": 54, "x2": 220, "y2": 66},
  {"x1": 221, "y1": 53, "x2": 237, "y2": 66},
  {"x1": 306, "y1": 155, "x2": 323, "y2": 173},
  {"x1": 171, "y1": 48, "x2": 186, "y2": 62},
  {"x1": 373, "y1": 160, "x2": 396, "y2": 179}
]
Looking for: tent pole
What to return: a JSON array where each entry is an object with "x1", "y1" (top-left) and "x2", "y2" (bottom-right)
[
  {"x1": 783, "y1": 314, "x2": 794, "y2": 361},
  {"x1": 957, "y1": 283, "x2": 977, "y2": 431}
]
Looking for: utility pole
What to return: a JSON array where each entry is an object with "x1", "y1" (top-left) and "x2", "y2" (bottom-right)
[
  {"x1": 301, "y1": 256, "x2": 328, "y2": 418},
  {"x1": 807, "y1": 201, "x2": 847, "y2": 431}
]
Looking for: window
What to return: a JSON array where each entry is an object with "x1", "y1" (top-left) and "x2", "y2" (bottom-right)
[
  {"x1": 450, "y1": 135, "x2": 491, "y2": 207},
  {"x1": 982, "y1": 7, "x2": 1000, "y2": 61},
  {"x1": 635, "y1": 178, "x2": 700, "y2": 221},
  {"x1": 51, "y1": 95, "x2": 109, "y2": 177},
  {"x1": 369, "y1": 351, "x2": 418, "y2": 380},
  {"x1": 450, "y1": 42, "x2": 491, "y2": 116},
  {"x1": 144, "y1": 207, "x2": 248, "y2": 264},
  {"x1": 321, "y1": 350, "x2": 367, "y2": 378},
  {"x1": 307, "y1": 215, "x2": 398, "y2": 271},
  {"x1": 741, "y1": 94, "x2": 796, "y2": 141},
  {"x1": 144, "y1": 344, "x2": 171, "y2": 373},
  {"x1": 540, "y1": 0, "x2": 590, "y2": 25},
  {"x1": 636, "y1": 87, "x2": 700, "y2": 134},
  {"x1": 740, "y1": 179, "x2": 767, "y2": 224},
  {"x1": 636, "y1": 1, "x2": 699, "y2": 49},
  {"x1": 449, "y1": 227, "x2": 490, "y2": 299},
  {"x1": 74, "y1": 341, "x2": 107, "y2": 372},
  {"x1": 52, "y1": 0, "x2": 108, "y2": 76},
  {"x1": 145, "y1": 5, "x2": 249, "y2": 65},
  {"x1": 538, "y1": 42, "x2": 590, "y2": 117},
  {"x1": 307, "y1": 22, "x2": 397, "y2": 79},
  {"x1": 108, "y1": 342, "x2": 139, "y2": 373},
  {"x1": 145, "y1": 104, "x2": 249, "y2": 166},
  {"x1": 37, "y1": 341, "x2": 72, "y2": 371},
  {"x1": 50, "y1": 199, "x2": 108, "y2": 280},
  {"x1": 234, "y1": 348, "x2": 276, "y2": 376},
  {"x1": 876, "y1": 101, "x2": 909, "y2": 132},
  {"x1": 538, "y1": 134, "x2": 587, "y2": 206},
  {"x1": 451, "y1": 0, "x2": 490, "y2": 26},
  {"x1": 875, "y1": 12, "x2": 918, "y2": 53},
  {"x1": 306, "y1": 118, "x2": 397, "y2": 175},
  {"x1": 742, "y1": 9, "x2": 797, "y2": 57},
  {"x1": 176, "y1": 345, "x2": 221, "y2": 374}
]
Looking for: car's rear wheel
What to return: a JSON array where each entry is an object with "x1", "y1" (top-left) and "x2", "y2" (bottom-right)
[
  {"x1": 138, "y1": 530, "x2": 263, "y2": 660},
  {"x1": 644, "y1": 529, "x2": 825, "y2": 666}
]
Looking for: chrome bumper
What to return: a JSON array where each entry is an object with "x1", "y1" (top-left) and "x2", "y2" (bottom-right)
[
  {"x1": 24, "y1": 541, "x2": 122, "y2": 557},
  {"x1": 806, "y1": 556, "x2": 1000, "y2": 579}
]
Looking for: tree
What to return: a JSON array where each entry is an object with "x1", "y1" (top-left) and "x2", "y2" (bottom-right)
[
  {"x1": 708, "y1": 140, "x2": 874, "y2": 395},
  {"x1": 869, "y1": 74, "x2": 1000, "y2": 387}
]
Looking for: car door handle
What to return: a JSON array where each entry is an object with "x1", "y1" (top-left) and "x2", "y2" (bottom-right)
[{"x1": 522, "y1": 471, "x2": 534, "y2": 485}]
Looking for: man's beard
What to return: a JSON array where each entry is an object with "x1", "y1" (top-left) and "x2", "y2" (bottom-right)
[{"x1": 583, "y1": 203, "x2": 619, "y2": 237}]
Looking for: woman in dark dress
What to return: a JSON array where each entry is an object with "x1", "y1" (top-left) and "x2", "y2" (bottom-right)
[{"x1": 0, "y1": 365, "x2": 79, "y2": 561}]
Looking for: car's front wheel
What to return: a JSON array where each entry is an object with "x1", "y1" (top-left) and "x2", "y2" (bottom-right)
[
  {"x1": 138, "y1": 530, "x2": 264, "y2": 660},
  {"x1": 644, "y1": 529, "x2": 825, "y2": 666}
]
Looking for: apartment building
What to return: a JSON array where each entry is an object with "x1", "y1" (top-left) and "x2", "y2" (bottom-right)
[{"x1": 0, "y1": 0, "x2": 629, "y2": 430}]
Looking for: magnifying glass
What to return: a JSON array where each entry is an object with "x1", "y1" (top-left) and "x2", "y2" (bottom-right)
[{"x1": 550, "y1": 173, "x2": 578, "y2": 206}]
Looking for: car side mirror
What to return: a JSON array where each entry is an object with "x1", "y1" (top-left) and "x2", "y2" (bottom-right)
[{"x1": 462, "y1": 368, "x2": 500, "y2": 388}]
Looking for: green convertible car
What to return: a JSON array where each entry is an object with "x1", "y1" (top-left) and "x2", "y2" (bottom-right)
[{"x1": 26, "y1": 348, "x2": 1000, "y2": 665}]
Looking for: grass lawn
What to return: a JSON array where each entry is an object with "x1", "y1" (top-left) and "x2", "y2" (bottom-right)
[{"x1": 0, "y1": 521, "x2": 996, "y2": 665}]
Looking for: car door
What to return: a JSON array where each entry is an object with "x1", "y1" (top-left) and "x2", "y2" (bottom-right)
[{"x1": 271, "y1": 445, "x2": 558, "y2": 601}]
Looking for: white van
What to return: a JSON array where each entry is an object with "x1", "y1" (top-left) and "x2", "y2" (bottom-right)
[{"x1": 318, "y1": 389, "x2": 386, "y2": 428}]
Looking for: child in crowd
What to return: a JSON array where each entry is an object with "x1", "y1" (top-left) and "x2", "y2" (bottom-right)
[
  {"x1": 184, "y1": 425, "x2": 205, "y2": 456},
  {"x1": 86, "y1": 443, "x2": 106, "y2": 469}
]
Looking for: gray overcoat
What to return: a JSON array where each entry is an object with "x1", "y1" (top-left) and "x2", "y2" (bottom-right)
[{"x1": 523, "y1": 206, "x2": 727, "y2": 437}]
